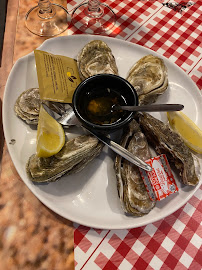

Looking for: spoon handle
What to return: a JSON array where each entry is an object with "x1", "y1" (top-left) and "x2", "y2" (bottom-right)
[{"x1": 120, "y1": 104, "x2": 184, "y2": 112}]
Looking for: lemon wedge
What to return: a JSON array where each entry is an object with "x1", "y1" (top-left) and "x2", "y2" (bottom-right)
[
  {"x1": 167, "y1": 111, "x2": 202, "y2": 154},
  {"x1": 36, "y1": 105, "x2": 65, "y2": 157}
]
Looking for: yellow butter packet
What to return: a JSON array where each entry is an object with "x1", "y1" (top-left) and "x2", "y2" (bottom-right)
[{"x1": 34, "y1": 50, "x2": 81, "y2": 103}]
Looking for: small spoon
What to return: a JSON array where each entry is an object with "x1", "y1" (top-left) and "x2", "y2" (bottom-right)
[{"x1": 113, "y1": 103, "x2": 184, "y2": 112}]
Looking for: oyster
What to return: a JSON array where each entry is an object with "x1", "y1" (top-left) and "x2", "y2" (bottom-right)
[
  {"x1": 27, "y1": 135, "x2": 103, "y2": 183},
  {"x1": 126, "y1": 55, "x2": 168, "y2": 105},
  {"x1": 138, "y1": 112, "x2": 199, "y2": 186},
  {"x1": 115, "y1": 119, "x2": 156, "y2": 216},
  {"x1": 14, "y1": 88, "x2": 41, "y2": 125},
  {"x1": 77, "y1": 40, "x2": 119, "y2": 80}
]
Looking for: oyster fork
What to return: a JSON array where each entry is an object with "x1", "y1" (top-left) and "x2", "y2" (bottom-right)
[{"x1": 42, "y1": 102, "x2": 152, "y2": 172}]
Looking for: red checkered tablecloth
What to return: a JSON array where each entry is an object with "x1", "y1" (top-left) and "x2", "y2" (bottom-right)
[{"x1": 67, "y1": 0, "x2": 202, "y2": 269}]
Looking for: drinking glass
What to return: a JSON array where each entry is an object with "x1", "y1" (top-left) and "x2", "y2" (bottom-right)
[
  {"x1": 71, "y1": 0, "x2": 116, "y2": 34},
  {"x1": 25, "y1": 0, "x2": 71, "y2": 37}
]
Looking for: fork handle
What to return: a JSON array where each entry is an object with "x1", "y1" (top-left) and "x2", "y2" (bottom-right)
[
  {"x1": 109, "y1": 141, "x2": 152, "y2": 171},
  {"x1": 85, "y1": 127, "x2": 152, "y2": 172}
]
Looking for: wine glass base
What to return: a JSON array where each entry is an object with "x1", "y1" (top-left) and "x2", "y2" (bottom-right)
[
  {"x1": 71, "y1": 3, "x2": 116, "y2": 34},
  {"x1": 25, "y1": 4, "x2": 71, "y2": 37}
]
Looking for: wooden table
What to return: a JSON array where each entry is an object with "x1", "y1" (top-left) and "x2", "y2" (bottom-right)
[{"x1": 0, "y1": 0, "x2": 74, "y2": 269}]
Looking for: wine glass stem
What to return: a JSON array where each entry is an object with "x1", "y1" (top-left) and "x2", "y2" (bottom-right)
[
  {"x1": 86, "y1": 0, "x2": 103, "y2": 18},
  {"x1": 38, "y1": 0, "x2": 55, "y2": 19}
]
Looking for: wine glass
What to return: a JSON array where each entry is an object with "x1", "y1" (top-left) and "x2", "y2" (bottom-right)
[
  {"x1": 25, "y1": 0, "x2": 71, "y2": 37},
  {"x1": 71, "y1": 0, "x2": 116, "y2": 34}
]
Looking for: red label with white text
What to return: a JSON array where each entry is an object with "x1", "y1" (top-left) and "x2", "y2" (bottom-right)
[{"x1": 139, "y1": 154, "x2": 178, "y2": 201}]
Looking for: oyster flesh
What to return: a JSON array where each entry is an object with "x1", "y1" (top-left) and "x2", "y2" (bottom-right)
[
  {"x1": 138, "y1": 112, "x2": 199, "y2": 186},
  {"x1": 115, "y1": 119, "x2": 156, "y2": 216},
  {"x1": 14, "y1": 88, "x2": 41, "y2": 125},
  {"x1": 126, "y1": 55, "x2": 168, "y2": 105},
  {"x1": 27, "y1": 135, "x2": 103, "y2": 182},
  {"x1": 77, "y1": 40, "x2": 119, "y2": 80}
]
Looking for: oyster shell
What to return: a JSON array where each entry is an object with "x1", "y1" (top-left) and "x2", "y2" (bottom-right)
[
  {"x1": 138, "y1": 112, "x2": 199, "y2": 186},
  {"x1": 27, "y1": 135, "x2": 103, "y2": 183},
  {"x1": 14, "y1": 88, "x2": 41, "y2": 125},
  {"x1": 126, "y1": 55, "x2": 168, "y2": 105},
  {"x1": 115, "y1": 119, "x2": 156, "y2": 216},
  {"x1": 77, "y1": 40, "x2": 119, "y2": 80}
]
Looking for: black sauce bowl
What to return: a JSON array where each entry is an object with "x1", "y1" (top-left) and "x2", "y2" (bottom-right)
[{"x1": 72, "y1": 74, "x2": 138, "y2": 132}]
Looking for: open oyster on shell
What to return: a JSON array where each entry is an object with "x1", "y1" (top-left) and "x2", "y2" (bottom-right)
[
  {"x1": 14, "y1": 88, "x2": 41, "y2": 125},
  {"x1": 138, "y1": 112, "x2": 199, "y2": 186},
  {"x1": 115, "y1": 119, "x2": 156, "y2": 216},
  {"x1": 77, "y1": 40, "x2": 119, "y2": 80},
  {"x1": 126, "y1": 55, "x2": 168, "y2": 105},
  {"x1": 27, "y1": 135, "x2": 103, "y2": 183}
]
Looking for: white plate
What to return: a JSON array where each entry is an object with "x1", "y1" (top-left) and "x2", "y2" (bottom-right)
[{"x1": 3, "y1": 35, "x2": 202, "y2": 229}]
